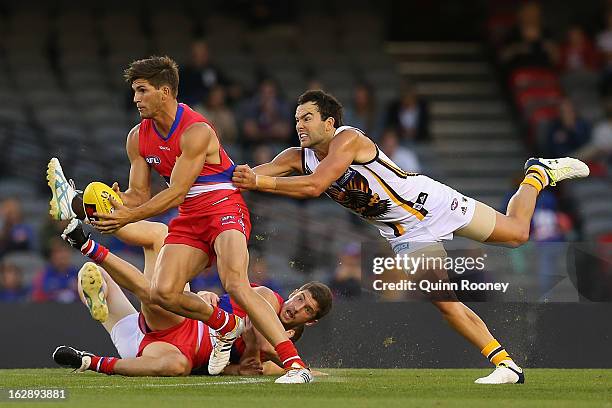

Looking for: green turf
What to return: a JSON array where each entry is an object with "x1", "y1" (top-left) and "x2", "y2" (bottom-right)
[{"x1": 0, "y1": 368, "x2": 611, "y2": 408}]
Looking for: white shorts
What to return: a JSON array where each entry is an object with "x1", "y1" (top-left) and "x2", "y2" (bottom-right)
[
  {"x1": 389, "y1": 184, "x2": 476, "y2": 250},
  {"x1": 110, "y1": 313, "x2": 144, "y2": 359}
]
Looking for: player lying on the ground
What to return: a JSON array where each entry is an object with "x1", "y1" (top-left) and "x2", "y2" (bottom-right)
[
  {"x1": 231, "y1": 90, "x2": 591, "y2": 384},
  {"x1": 53, "y1": 218, "x2": 332, "y2": 376}
]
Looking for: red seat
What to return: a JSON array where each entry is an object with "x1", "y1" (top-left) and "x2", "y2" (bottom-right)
[
  {"x1": 516, "y1": 86, "x2": 562, "y2": 114},
  {"x1": 510, "y1": 68, "x2": 559, "y2": 91}
]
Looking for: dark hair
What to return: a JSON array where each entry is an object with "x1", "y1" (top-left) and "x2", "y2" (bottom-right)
[
  {"x1": 299, "y1": 281, "x2": 333, "y2": 320},
  {"x1": 297, "y1": 90, "x2": 343, "y2": 128},
  {"x1": 124, "y1": 56, "x2": 179, "y2": 97}
]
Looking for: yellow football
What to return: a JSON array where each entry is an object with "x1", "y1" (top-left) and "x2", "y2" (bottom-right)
[{"x1": 82, "y1": 181, "x2": 123, "y2": 221}]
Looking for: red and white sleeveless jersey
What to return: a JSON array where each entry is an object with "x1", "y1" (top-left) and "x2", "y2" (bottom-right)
[{"x1": 138, "y1": 103, "x2": 237, "y2": 204}]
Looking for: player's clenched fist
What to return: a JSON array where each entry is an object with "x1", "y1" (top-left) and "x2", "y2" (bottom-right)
[{"x1": 232, "y1": 164, "x2": 257, "y2": 190}]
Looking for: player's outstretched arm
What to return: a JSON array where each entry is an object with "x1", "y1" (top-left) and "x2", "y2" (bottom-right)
[
  {"x1": 233, "y1": 131, "x2": 358, "y2": 198},
  {"x1": 92, "y1": 124, "x2": 212, "y2": 233},
  {"x1": 252, "y1": 147, "x2": 303, "y2": 177}
]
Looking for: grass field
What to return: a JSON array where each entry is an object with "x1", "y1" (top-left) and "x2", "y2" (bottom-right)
[{"x1": 1, "y1": 368, "x2": 611, "y2": 407}]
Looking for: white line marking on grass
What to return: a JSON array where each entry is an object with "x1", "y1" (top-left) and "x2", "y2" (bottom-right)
[{"x1": 73, "y1": 378, "x2": 270, "y2": 389}]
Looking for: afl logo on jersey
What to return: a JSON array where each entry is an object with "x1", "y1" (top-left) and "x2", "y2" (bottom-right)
[
  {"x1": 146, "y1": 155, "x2": 161, "y2": 165},
  {"x1": 451, "y1": 198, "x2": 458, "y2": 211}
]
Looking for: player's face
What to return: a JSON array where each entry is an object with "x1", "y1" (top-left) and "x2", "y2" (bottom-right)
[
  {"x1": 295, "y1": 102, "x2": 328, "y2": 148},
  {"x1": 280, "y1": 290, "x2": 319, "y2": 327},
  {"x1": 132, "y1": 79, "x2": 164, "y2": 119}
]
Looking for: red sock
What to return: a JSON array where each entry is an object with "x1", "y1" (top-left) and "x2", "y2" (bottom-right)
[
  {"x1": 205, "y1": 306, "x2": 237, "y2": 335},
  {"x1": 89, "y1": 355, "x2": 119, "y2": 375},
  {"x1": 81, "y1": 239, "x2": 109, "y2": 264},
  {"x1": 275, "y1": 340, "x2": 307, "y2": 369}
]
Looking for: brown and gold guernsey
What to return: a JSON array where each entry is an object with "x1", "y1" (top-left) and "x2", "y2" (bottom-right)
[{"x1": 301, "y1": 126, "x2": 475, "y2": 243}]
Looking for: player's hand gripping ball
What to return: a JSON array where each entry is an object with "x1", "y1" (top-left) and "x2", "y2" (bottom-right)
[{"x1": 83, "y1": 182, "x2": 124, "y2": 221}]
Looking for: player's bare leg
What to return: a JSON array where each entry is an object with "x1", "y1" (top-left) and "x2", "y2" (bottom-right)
[
  {"x1": 149, "y1": 244, "x2": 216, "y2": 321},
  {"x1": 214, "y1": 231, "x2": 286, "y2": 345},
  {"x1": 53, "y1": 342, "x2": 191, "y2": 377},
  {"x1": 77, "y1": 266, "x2": 136, "y2": 333},
  {"x1": 66, "y1": 219, "x2": 184, "y2": 331},
  {"x1": 433, "y1": 301, "x2": 494, "y2": 350},
  {"x1": 112, "y1": 342, "x2": 191, "y2": 376},
  {"x1": 447, "y1": 158, "x2": 588, "y2": 383},
  {"x1": 458, "y1": 157, "x2": 590, "y2": 247},
  {"x1": 214, "y1": 230, "x2": 312, "y2": 383},
  {"x1": 149, "y1": 242, "x2": 249, "y2": 375}
]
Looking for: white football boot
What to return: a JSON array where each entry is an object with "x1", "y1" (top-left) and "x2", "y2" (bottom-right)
[
  {"x1": 47, "y1": 157, "x2": 78, "y2": 220},
  {"x1": 524, "y1": 157, "x2": 590, "y2": 187},
  {"x1": 275, "y1": 366, "x2": 314, "y2": 384},
  {"x1": 475, "y1": 360, "x2": 525, "y2": 384},
  {"x1": 208, "y1": 316, "x2": 245, "y2": 375}
]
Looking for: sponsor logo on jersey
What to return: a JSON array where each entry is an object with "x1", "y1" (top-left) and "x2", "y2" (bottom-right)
[
  {"x1": 451, "y1": 198, "x2": 458, "y2": 211},
  {"x1": 336, "y1": 168, "x2": 357, "y2": 187},
  {"x1": 220, "y1": 215, "x2": 237, "y2": 225},
  {"x1": 159, "y1": 146, "x2": 171, "y2": 151},
  {"x1": 461, "y1": 206, "x2": 467, "y2": 215},
  {"x1": 413, "y1": 192, "x2": 428, "y2": 211},
  {"x1": 145, "y1": 155, "x2": 161, "y2": 165}
]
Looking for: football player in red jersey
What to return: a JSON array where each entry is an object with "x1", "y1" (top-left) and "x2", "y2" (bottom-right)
[
  {"x1": 47, "y1": 56, "x2": 312, "y2": 383},
  {"x1": 53, "y1": 218, "x2": 332, "y2": 377}
]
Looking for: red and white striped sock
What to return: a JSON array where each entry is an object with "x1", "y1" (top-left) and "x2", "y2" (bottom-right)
[
  {"x1": 205, "y1": 306, "x2": 237, "y2": 336},
  {"x1": 88, "y1": 355, "x2": 119, "y2": 375},
  {"x1": 80, "y1": 239, "x2": 109, "y2": 264},
  {"x1": 275, "y1": 340, "x2": 307, "y2": 370}
]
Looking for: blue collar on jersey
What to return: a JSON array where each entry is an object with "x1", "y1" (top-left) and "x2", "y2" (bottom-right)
[{"x1": 152, "y1": 103, "x2": 184, "y2": 142}]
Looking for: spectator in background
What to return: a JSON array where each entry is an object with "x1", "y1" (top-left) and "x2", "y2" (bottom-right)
[
  {"x1": 379, "y1": 128, "x2": 421, "y2": 172},
  {"x1": 575, "y1": 96, "x2": 612, "y2": 166},
  {"x1": 344, "y1": 82, "x2": 383, "y2": 139},
  {"x1": 0, "y1": 197, "x2": 34, "y2": 257},
  {"x1": 597, "y1": 8, "x2": 612, "y2": 94},
  {"x1": 0, "y1": 261, "x2": 29, "y2": 302},
  {"x1": 194, "y1": 85, "x2": 239, "y2": 146},
  {"x1": 558, "y1": 25, "x2": 600, "y2": 73},
  {"x1": 500, "y1": 2, "x2": 558, "y2": 71},
  {"x1": 31, "y1": 238, "x2": 78, "y2": 303},
  {"x1": 385, "y1": 83, "x2": 429, "y2": 142},
  {"x1": 329, "y1": 243, "x2": 362, "y2": 298},
  {"x1": 545, "y1": 98, "x2": 591, "y2": 157},
  {"x1": 179, "y1": 39, "x2": 230, "y2": 106},
  {"x1": 241, "y1": 78, "x2": 292, "y2": 147}
]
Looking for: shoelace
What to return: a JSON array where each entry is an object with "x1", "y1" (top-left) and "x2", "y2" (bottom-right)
[{"x1": 69, "y1": 179, "x2": 83, "y2": 194}]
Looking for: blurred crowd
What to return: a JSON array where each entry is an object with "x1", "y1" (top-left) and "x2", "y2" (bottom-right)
[
  {"x1": 2, "y1": 1, "x2": 612, "y2": 303},
  {"x1": 179, "y1": 39, "x2": 429, "y2": 166}
]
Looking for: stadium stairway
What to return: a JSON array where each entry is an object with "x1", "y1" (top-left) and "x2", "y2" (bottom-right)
[{"x1": 388, "y1": 42, "x2": 526, "y2": 209}]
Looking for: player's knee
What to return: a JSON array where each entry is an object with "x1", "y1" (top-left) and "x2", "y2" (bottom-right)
[
  {"x1": 152, "y1": 224, "x2": 168, "y2": 251},
  {"x1": 509, "y1": 227, "x2": 530, "y2": 248},
  {"x1": 224, "y1": 280, "x2": 252, "y2": 301},
  {"x1": 156, "y1": 357, "x2": 190, "y2": 377}
]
